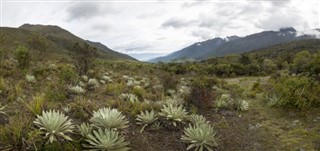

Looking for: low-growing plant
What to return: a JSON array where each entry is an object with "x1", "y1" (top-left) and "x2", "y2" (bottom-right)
[
  {"x1": 83, "y1": 128, "x2": 130, "y2": 151},
  {"x1": 25, "y1": 74, "x2": 36, "y2": 83},
  {"x1": 90, "y1": 107, "x2": 129, "y2": 130},
  {"x1": 0, "y1": 103, "x2": 7, "y2": 115},
  {"x1": 159, "y1": 104, "x2": 188, "y2": 127},
  {"x1": 0, "y1": 114, "x2": 32, "y2": 150},
  {"x1": 188, "y1": 114, "x2": 207, "y2": 125},
  {"x1": 69, "y1": 85, "x2": 85, "y2": 94},
  {"x1": 106, "y1": 83, "x2": 126, "y2": 96},
  {"x1": 33, "y1": 110, "x2": 74, "y2": 143},
  {"x1": 77, "y1": 123, "x2": 93, "y2": 138},
  {"x1": 181, "y1": 123, "x2": 218, "y2": 151},
  {"x1": 236, "y1": 100, "x2": 249, "y2": 111},
  {"x1": 136, "y1": 110, "x2": 158, "y2": 133},
  {"x1": 87, "y1": 78, "x2": 99, "y2": 90},
  {"x1": 25, "y1": 94, "x2": 46, "y2": 115}
]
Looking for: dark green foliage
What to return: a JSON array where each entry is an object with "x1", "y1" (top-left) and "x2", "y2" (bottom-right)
[
  {"x1": 292, "y1": 51, "x2": 311, "y2": 74},
  {"x1": 188, "y1": 76, "x2": 218, "y2": 109},
  {"x1": 14, "y1": 46, "x2": 31, "y2": 69},
  {"x1": 269, "y1": 75, "x2": 320, "y2": 110},
  {"x1": 159, "y1": 72, "x2": 178, "y2": 90},
  {"x1": 69, "y1": 42, "x2": 97, "y2": 75},
  {"x1": 58, "y1": 65, "x2": 78, "y2": 85},
  {"x1": 27, "y1": 32, "x2": 48, "y2": 59}
]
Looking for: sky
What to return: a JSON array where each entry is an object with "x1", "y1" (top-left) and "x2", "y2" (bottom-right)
[{"x1": 1, "y1": 0, "x2": 319, "y2": 61}]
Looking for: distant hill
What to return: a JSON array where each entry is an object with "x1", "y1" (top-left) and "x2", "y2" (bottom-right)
[
  {"x1": 1, "y1": 24, "x2": 136, "y2": 61},
  {"x1": 150, "y1": 27, "x2": 320, "y2": 62}
]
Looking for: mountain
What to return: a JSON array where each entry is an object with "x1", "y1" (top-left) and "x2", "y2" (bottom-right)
[
  {"x1": 150, "y1": 27, "x2": 320, "y2": 62},
  {"x1": 1, "y1": 24, "x2": 136, "y2": 61}
]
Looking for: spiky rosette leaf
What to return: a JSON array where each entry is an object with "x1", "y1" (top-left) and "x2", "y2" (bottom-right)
[
  {"x1": 159, "y1": 104, "x2": 188, "y2": 127},
  {"x1": 188, "y1": 114, "x2": 207, "y2": 125},
  {"x1": 33, "y1": 110, "x2": 74, "y2": 143},
  {"x1": 77, "y1": 123, "x2": 93, "y2": 138},
  {"x1": 83, "y1": 128, "x2": 130, "y2": 151},
  {"x1": 237, "y1": 100, "x2": 249, "y2": 111},
  {"x1": 136, "y1": 110, "x2": 158, "y2": 133},
  {"x1": 90, "y1": 107, "x2": 129, "y2": 130},
  {"x1": 181, "y1": 123, "x2": 218, "y2": 151}
]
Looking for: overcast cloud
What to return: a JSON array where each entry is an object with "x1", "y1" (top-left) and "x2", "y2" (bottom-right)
[{"x1": 1, "y1": 0, "x2": 319, "y2": 60}]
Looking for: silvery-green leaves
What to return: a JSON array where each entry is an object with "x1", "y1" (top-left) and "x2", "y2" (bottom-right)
[
  {"x1": 159, "y1": 104, "x2": 188, "y2": 127},
  {"x1": 77, "y1": 123, "x2": 93, "y2": 138},
  {"x1": 69, "y1": 85, "x2": 85, "y2": 94},
  {"x1": 25, "y1": 74, "x2": 36, "y2": 83},
  {"x1": 181, "y1": 123, "x2": 218, "y2": 151},
  {"x1": 188, "y1": 114, "x2": 207, "y2": 125},
  {"x1": 0, "y1": 103, "x2": 6, "y2": 115},
  {"x1": 83, "y1": 128, "x2": 130, "y2": 151},
  {"x1": 33, "y1": 110, "x2": 74, "y2": 143},
  {"x1": 136, "y1": 110, "x2": 158, "y2": 133},
  {"x1": 237, "y1": 100, "x2": 249, "y2": 111},
  {"x1": 90, "y1": 107, "x2": 129, "y2": 130}
]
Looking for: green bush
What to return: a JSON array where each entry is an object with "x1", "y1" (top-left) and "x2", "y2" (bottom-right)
[
  {"x1": 269, "y1": 75, "x2": 320, "y2": 110},
  {"x1": 14, "y1": 46, "x2": 31, "y2": 69}
]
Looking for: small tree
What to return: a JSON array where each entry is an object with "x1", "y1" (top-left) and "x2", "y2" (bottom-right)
[
  {"x1": 27, "y1": 32, "x2": 48, "y2": 59},
  {"x1": 14, "y1": 46, "x2": 31, "y2": 69},
  {"x1": 69, "y1": 42, "x2": 97, "y2": 75}
]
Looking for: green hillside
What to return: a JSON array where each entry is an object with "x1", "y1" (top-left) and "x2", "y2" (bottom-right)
[{"x1": 1, "y1": 24, "x2": 136, "y2": 61}]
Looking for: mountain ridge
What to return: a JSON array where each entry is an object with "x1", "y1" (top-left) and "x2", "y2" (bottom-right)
[
  {"x1": 1, "y1": 23, "x2": 136, "y2": 61},
  {"x1": 150, "y1": 27, "x2": 320, "y2": 62}
]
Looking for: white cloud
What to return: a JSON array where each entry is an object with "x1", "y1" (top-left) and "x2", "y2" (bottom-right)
[{"x1": 1, "y1": 0, "x2": 319, "y2": 60}]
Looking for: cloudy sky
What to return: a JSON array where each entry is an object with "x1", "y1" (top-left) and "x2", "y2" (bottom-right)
[{"x1": 1, "y1": 0, "x2": 319, "y2": 60}]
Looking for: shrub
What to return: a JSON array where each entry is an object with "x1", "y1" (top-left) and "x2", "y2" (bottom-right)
[
  {"x1": 34, "y1": 110, "x2": 74, "y2": 143},
  {"x1": 189, "y1": 76, "x2": 218, "y2": 109},
  {"x1": 90, "y1": 107, "x2": 129, "y2": 130},
  {"x1": 181, "y1": 123, "x2": 218, "y2": 151},
  {"x1": 83, "y1": 128, "x2": 130, "y2": 151},
  {"x1": 69, "y1": 42, "x2": 97, "y2": 75},
  {"x1": 270, "y1": 75, "x2": 320, "y2": 110},
  {"x1": 14, "y1": 46, "x2": 31, "y2": 69}
]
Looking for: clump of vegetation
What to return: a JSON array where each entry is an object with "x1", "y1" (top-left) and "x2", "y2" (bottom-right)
[
  {"x1": 83, "y1": 128, "x2": 130, "y2": 151},
  {"x1": 159, "y1": 104, "x2": 188, "y2": 129},
  {"x1": 33, "y1": 110, "x2": 74, "y2": 143},
  {"x1": 25, "y1": 94, "x2": 46, "y2": 115},
  {"x1": 188, "y1": 114, "x2": 207, "y2": 125},
  {"x1": 268, "y1": 74, "x2": 320, "y2": 110},
  {"x1": 0, "y1": 115, "x2": 33, "y2": 150},
  {"x1": 136, "y1": 110, "x2": 158, "y2": 133},
  {"x1": 69, "y1": 42, "x2": 97, "y2": 75},
  {"x1": 90, "y1": 107, "x2": 129, "y2": 130},
  {"x1": 77, "y1": 123, "x2": 93, "y2": 138},
  {"x1": 189, "y1": 76, "x2": 218, "y2": 109},
  {"x1": 181, "y1": 123, "x2": 218, "y2": 151},
  {"x1": 0, "y1": 103, "x2": 7, "y2": 115},
  {"x1": 15, "y1": 46, "x2": 31, "y2": 69},
  {"x1": 69, "y1": 85, "x2": 86, "y2": 94}
]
